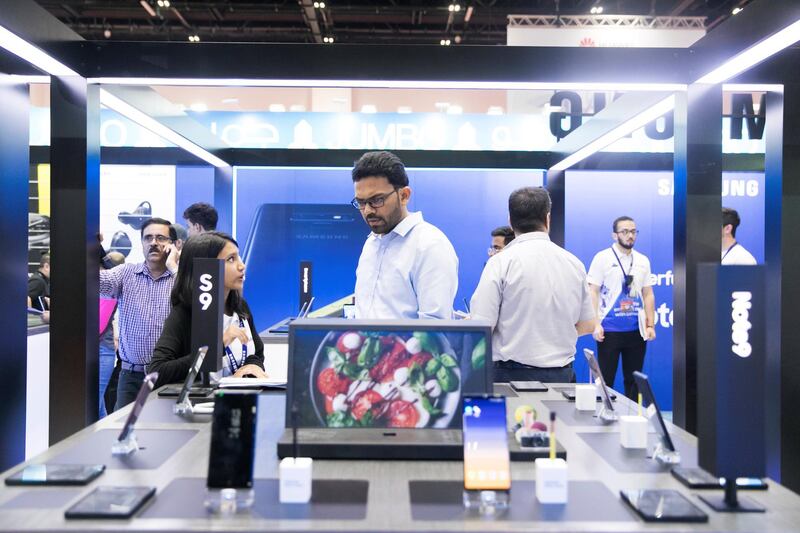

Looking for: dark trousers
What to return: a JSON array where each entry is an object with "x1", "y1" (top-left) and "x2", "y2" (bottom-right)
[
  {"x1": 115, "y1": 369, "x2": 145, "y2": 412},
  {"x1": 596, "y1": 330, "x2": 646, "y2": 400},
  {"x1": 493, "y1": 360, "x2": 575, "y2": 383}
]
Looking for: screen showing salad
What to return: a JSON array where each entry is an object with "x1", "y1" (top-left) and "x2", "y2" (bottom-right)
[{"x1": 290, "y1": 328, "x2": 490, "y2": 429}]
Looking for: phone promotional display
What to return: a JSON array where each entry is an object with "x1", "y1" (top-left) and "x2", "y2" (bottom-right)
[
  {"x1": 462, "y1": 395, "x2": 510, "y2": 510},
  {"x1": 620, "y1": 489, "x2": 708, "y2": 523},
  {"x1": 174, "y1": 346, "x2": 209, "y2": 415},
  {"x1": 633, "y1": 371, "x2": 680, "y2": 464},
  {"x1": 112, "y1": 372, "x2": 158, "y2": 456},
  {"x1": 582, "y1": 349, "x2": 617, "y2": 423},
  {"x1": 5, "y1": 464, "x2": 105, "y2": 486},
  {"x1": 64, "y1": 486, "x2": 156, "y2": 519}
]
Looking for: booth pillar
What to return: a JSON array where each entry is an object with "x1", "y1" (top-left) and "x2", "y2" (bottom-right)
[
  {"x1": 546, "y1": 169, "x2": 565, "y2": 247},
  {"x1": 672, "y1": 84, "x2": 722, "y2": 434},
  {"x1": 0, "y1": 76, "x2": 31, "y2": 470},
  {"x1": 48, "y1": 77, "x2": 101, "y2": 443}
]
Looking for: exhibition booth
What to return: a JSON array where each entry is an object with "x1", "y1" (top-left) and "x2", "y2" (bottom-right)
[{"x1": 1, "y1": 0, "x2": 800, "y2": 530}]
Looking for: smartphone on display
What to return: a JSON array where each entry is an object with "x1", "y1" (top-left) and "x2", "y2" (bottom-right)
[
  {"x1": 207, "y1": 391, "x2": 258, "y2": 489},
  {"x1": 671, "y1": 467, "x2": 768, "y2": 490},
  {"x1": 620, "y1": 489, "x2": 708, "y2": 523},
  {"x1": 633, "y1": 371, "x2": 676, "y2": 452},
  {"x1": 582, "y1": 349, "x2": 616, "y2": 414},
  {"x1": 117, "y1": 372, "x2": 158, "y2": 443},
  {"x1": 509, "y1": 381, "x2": 548, "y2": 392},
  {"x1": 5, "y1": 464, "x2": 105, "y2": 486},
  {"x1": 175, "y1": 346, "x2": 209, "y2": 405},
  {"x1": 64, "y1": 486, "x2": 156, "y2": 519},
  {"x1": 560, "y1": 389, "x2": 617, "y2": 402},
  {"x1": 462, "y1": 395, "x2": 511, "y2": 492}
]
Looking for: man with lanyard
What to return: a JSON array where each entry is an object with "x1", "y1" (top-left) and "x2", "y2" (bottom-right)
[
  {"x1": 100, "y1": 217, "x2": 178, "y2": 411},
  {"x1": 587, "y1": 216, "x2": 656, "y2": 400},
  {"x1": 721, "y1": 207, "x2": 757, "y2": 265}
]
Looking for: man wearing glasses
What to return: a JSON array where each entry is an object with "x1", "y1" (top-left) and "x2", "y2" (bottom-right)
[
  {"x1": 587, "y1": 216, "x2": 656, "y2": 400},
  {"x1": 100, "y1": 218, "x2": 178, "y2": 410},
  {"x1": 351, "y1": 151, "x2": 458, "y2": 319}
]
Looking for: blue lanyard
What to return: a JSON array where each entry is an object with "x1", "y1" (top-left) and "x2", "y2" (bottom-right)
[
  {"x1": 224, "y1": 317, "x2": 247, "y2": 373},
  {"x1": 722, "y1": 242, "x2": 738, "y2": 262}
]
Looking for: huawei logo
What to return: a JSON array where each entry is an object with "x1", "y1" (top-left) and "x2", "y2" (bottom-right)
[{"x1": 580, "y1": 37, "x2": 597, "y2": 47}]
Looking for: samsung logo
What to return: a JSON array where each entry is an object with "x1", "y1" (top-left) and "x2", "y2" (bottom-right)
[{"x1": 731, "y1": 291, "x2": 752, "y2": 358}]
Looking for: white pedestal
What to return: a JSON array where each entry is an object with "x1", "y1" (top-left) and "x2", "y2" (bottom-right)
[
  {"x1": 619, "y1": 415, "x2": 648, "y2": 449},
  {"x1": 574, "y1": 384, "x2": 596, "y2": 411},
  {"x1": 535, "y1": 458, "x2": 568, "y2": 504},
  {"x1": 279, "y1": 457, "x2": 313, "y2": 503}
]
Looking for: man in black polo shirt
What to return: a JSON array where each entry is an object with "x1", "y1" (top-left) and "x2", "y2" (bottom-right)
[{"x1": 27, "y1": 252, "x2": 50, "y2": 311}]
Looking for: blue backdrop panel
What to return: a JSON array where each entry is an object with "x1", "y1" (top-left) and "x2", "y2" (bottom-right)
[
  {"x1": 175, "y1": 166, "x2": 215, "y2": 226},
  {"x1": 233, "y1": 167, "x2": 542, "y2": 327},
  {"x1": 565, "y1": 170, "x2": 764, "y2": 410}
]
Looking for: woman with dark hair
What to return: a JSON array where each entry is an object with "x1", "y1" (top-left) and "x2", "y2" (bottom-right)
[{"x1": 148, "y1": 231, "x2": 267, "y2": 387}]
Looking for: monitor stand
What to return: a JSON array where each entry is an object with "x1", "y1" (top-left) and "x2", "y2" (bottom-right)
[{"x1": 698, "y1": 478, "x2": 765, "y2": 513}]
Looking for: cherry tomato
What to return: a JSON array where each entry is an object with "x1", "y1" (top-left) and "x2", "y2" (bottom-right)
[
  {"x1": 387, "y1": 400, "x2": 420, "y2": 428},
  {"x1": 324, "y1": 396, "x2": 334, "y2": 414},
  {"x1": 351, "y1": 390, "x2": 383, "y2": 421},
  {"x1": 317, "y1": 368, "x2": 352, "y2": 397},
  {"x1": 407, "y1": 351, "x2": 433, "y2": 368}
]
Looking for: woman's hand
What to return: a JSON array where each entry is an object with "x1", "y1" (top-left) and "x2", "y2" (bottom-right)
[
  {"x1": 223, "y1": 323, "x2": 249, "y2": 347},
  {"x1": 233, "y1": 364, "x2": 268, "y2": 379}
]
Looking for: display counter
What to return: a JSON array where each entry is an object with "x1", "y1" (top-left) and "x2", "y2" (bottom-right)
[{"x1": 1, "y1": 385, "x2": 798, "y2": 532}]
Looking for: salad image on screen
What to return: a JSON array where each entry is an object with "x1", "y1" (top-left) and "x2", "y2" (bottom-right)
[{"x1": 305, "y1": 330, "x2": 487, "y2": 428}]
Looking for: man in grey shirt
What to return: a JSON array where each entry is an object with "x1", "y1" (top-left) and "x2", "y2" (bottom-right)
[{"x1": 470, "y1": 187, "x2": 595, "y2": 383}]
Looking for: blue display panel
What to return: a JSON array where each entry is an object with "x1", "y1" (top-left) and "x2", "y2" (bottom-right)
[
  {"x1": 565, "y1": 170, "x2": 765, "y2": 410},
  {"x1": 234, "y1": 167, "x2": 543, "y2": 327}
]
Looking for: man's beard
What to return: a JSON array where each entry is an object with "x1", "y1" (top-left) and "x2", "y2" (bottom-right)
[{"x1": 618, "y1": 240, "x2": 634, "y2": 250}]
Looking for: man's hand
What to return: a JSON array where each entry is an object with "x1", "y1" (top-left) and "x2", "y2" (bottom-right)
[
  {"x1": 592, "y1": 323, "x2": 605, "y2": 342},
  {"x1": 165, "y1": 244, "x2": 180, "y2": 273},
  {"x1": 223, "y1": 323, "x2": 249, "y2": 347},
  {"x1": 41, "y1": 310, "x2": 50, "y2": 323},
  {"x1": 646, "y1": 326, "x2": 656, "y2": 341},
  {"x1": 233, "y1": 364, "x2": 268, "y2": 379}
]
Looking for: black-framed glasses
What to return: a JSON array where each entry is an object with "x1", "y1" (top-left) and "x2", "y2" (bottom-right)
[
  {"x1": 351, "y1": 188, "x2": 399, "y2": 211},
  {"x1": 615, "y1": 229, "x2": 639, "y2": 236},
  {"x1": 142, "y1": 234, "x2": 172, "y2": 244}
]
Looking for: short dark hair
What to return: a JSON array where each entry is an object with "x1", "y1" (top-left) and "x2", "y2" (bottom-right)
[
  {"x1": 508, "y1": 187, "x2": 551, "y2": 234},
  {"x1": 491, "y1": 226, "x2": 515, "y2": 245},
  {"x1": 171, "y1": 223, "x2": 188, "y2": 242},
  {"x1": 39, "y1": 252, "x2": 50, "y2": 268},
  {"x1": 722, "y1": 207, "x2": 741, "y2": 237},
  {"x1": 352, "y1": 151, "x2": 409, "y2": 188},
  {"x1": 140, "y1": 217, "x2": 177, "y2": 241},
  {"x1": 612, "y1": 216, "x2": 635, "y2": 233},
  {"x1": 183, "y1": 202, "x2": 218, "y2": 231},
  {"x1": 170, "y1": 231, "x2": 247, "y2": 318}
]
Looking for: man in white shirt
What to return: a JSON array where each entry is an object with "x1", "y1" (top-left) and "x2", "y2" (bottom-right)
[
  {"x1": 470, "y1": 187, "x2": 595, "y2": 383},
  {"x1": 352, "y1": 151, "x2": 458, "y2": 319},
  {"x1": 587, "y1": 216, "x2": 656, "y2": 400},
  {"x1": 721, "y1": 207, "x2": 757, "y2": 265}
]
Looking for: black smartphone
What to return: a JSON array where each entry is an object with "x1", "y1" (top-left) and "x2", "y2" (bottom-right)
[
  {"x1": 117, "y1": 372, "x2": 158, "y2": 443},
  {"x1": 560, "y1": 389, "x2": 617, "y2": 402},
  {"x1": 5, "y1": 464, "x2": 105, "y2": 486},
  {"x1": 672, "y1": 467, "x2": 769, "y2": 490},
  {"x1": 462, "y1": 395, "x2": 511, "y2": 493},
  {"x1": 509, "y1": 380, "x2": 548, "y2": 392},
  {"x1": 64, "y1": 486, "x2": 156, "y2": 519},
  {"x1": 207, "y1": 391, "x2": 258, "y2": 489},
  {"x1": 620, "y1": 489, "x2": 708, "y2": 523},
  {"x1": 157, "y1": 386, "x2": 213, "y2": 399}
]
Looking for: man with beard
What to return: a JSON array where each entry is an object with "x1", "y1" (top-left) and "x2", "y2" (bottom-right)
[
  {"x1": 587, "y1": 216, "x2": 656, "y2": 399},
  {"x1": 351, "y1": 151, "x2": 458, "y2": 319},
  {"x1": 100, "y1": 218, "x2": 178, "y2": 410}
]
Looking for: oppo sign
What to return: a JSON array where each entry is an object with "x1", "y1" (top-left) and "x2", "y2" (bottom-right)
[{"x1": 731, "y1": 291, "x2": 753, "y2": 358}]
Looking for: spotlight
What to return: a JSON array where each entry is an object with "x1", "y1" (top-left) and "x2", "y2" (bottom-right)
[
  {"x1": 596, "y1": 6, "x2": 603, "y2": 13},
  {"x1": 454, "y1": 4, "x2": 461, "y2": 12},
  {"x1": 163, "y1": 0, "x2": 170, "y2": 6},
  {"x1": 440, "y1": 39, "x2": 452, "y2": 46},
  {"x1": 314, "y1": 1, "x2": 319, "y2": 7},
  {"x1": 188, "y1": 34, "x2": 200, "y2": 42},
  {"x1": 732, "y1": 7, "x2": 743, "y2": 15},
  {"x1": 103, "y1": 29, "x2": 111, "y2": 38},
  {"x1": 319, "y1": 1, "x2": 326, "y2": 7}
]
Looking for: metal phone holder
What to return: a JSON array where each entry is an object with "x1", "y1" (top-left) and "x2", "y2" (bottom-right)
[
  {"x1": 463, "y1": 489, "x2": 509, "y2": 515},
  {"x1": 651, "y1": 441, "x2": 681, "y2": 465},
  {"x1": 204, "y1": 488, "x2": 255, "y2": 515},
  {"x1": 173, "y1": 397, "x2": 194, "y2": 416},
  {"x1": 111, "y1": 431, "x2": 140, "y2": 456},
  {"x1": 596, "y1": 404, "x2": 618, "y2": 424}
]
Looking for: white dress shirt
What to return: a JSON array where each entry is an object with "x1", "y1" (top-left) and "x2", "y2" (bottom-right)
[
  {"x1": 355, "y1": 211, "x2": 458, "y2": 319},
  {"x1": 721, "y1": 242, "x2": 757, "y2": 265},
  {"x1": 470, "y1": 232, "x2": 594, "y2": 368}
]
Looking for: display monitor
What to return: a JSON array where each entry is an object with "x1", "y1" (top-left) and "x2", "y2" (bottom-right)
[{"x1": 286, "y1": 318, "x2": 492, "y2": 429}]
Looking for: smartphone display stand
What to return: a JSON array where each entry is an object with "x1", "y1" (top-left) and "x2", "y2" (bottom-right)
[
  {"x1": 462, "y1": 489, "x2": 509, "y2": 514},
  {"x1": 596, "y1": 402, "x2": 618, "y2": 424},
  {"x1": 173, "y1": 397, "x2": 194, "y2": 416},
  {"x1": 204, "y1": 487, "x2": 255, "y2": 515},
  {"x1": 698, "y1": 478, "x2": 765, "y2": 513},
  {"x1": 651, "y1": 441, "x2": 681, "y2": 465},
  {"x1": 111, "y1": 431, "x2": 139, "y2": 456}
]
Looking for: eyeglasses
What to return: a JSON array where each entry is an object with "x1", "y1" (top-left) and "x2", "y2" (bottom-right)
[
  {"x1": 615, "y1": 229, "x2": 639, "y2": 236},
  {"x1": 142, "y1": 234, "x2": 172, "y2": 244},
  {"x1": 351, "y1": 189, "x2": 399, "y2": 211}
]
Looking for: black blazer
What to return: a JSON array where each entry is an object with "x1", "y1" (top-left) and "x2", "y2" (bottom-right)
[{"x1": 148, "y1": 300, "x2": 265, "y2": 387}]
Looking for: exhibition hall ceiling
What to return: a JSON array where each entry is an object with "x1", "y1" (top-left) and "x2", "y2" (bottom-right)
[{"x1": 35, "y1": 0, "x2": 750, "y2": 45}]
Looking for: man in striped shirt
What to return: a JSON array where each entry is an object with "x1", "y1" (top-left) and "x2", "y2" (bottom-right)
[{"x1": 100, "y1": 217, "x2": 177, "y2": 411}]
